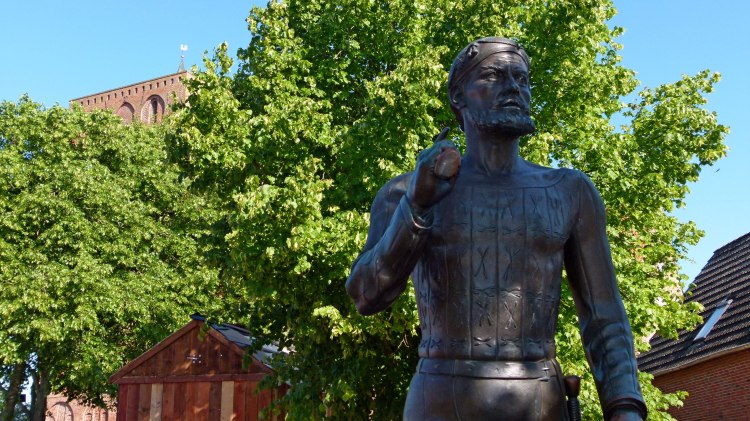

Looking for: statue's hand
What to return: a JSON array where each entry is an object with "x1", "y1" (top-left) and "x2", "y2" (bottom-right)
[{"x1": 407, "y1": 127, "x2": 461, "y2": 213}]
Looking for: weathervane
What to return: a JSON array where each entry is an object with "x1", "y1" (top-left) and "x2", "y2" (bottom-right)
[{"x1": 179, "y1": 44, "x2": 188, "y2": 72}]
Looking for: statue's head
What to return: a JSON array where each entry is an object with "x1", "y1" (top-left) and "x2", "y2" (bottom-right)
[{"x1": 448, "y1": 37, "x2": 535, "y2": 137}]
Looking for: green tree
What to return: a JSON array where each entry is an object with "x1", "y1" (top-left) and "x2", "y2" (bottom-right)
[
  {"x1": 169, "y1": 1, "x2": 727, "y2": 419},
  {"x1": 0, "y1": 97, "x2": 234, "y2": 418}
]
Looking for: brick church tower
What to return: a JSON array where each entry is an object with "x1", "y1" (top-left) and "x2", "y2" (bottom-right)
[
  {"x1": 70, "y1": 52, "x2": 191, "y2": 124},
  {"x1": 70, "y1": 70, "x2": 190, "y2": 124}
]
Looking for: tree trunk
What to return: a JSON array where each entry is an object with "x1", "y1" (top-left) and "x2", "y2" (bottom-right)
[
  {"x1": 30, "y1": 367, "x2": 49, "y2": 421},
  {"x1": 1, "y1": 361, "x2": 27, "y2": 421}
]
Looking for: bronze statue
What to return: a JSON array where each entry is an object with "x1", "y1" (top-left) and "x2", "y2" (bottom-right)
[{"x1": 346, "y1": 37, "x2": 647, "y2": 420}]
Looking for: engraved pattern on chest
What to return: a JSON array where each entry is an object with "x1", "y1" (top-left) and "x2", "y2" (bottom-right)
[
  {"x1": 414, "y1": 178, "x2": 577, "y2": 359},
  {"x1": 472, "y1": 286, "x2": 496, "y2": 327},
  {"x1": 448, "y1": 246, "x2": 470, "y2": 328},
  {"x1": 501, "y1": 288, "x2": 522, "y2": 330},
  {"x1": 526, "y1": 292, "x2": 558, "y2": 330},
  {"x1": 526, "y1": 187, "x2": 571, "y2": 249},
  {"x1": 430, "y1": 288, "x2": 446, "y2": 327},
  {"x1": 527, "y1": 190, "x2": 548, "y2": 235},
  {"x1": 502, "y1": 245, "x2": 523, "y2": 284},
  {"x1": 499, "y1": 190, "x2": 525, "y2": 236}
]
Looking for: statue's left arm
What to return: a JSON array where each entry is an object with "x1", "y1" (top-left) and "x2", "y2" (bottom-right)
[{"x1": 564, "y1": 172, "x2": 647, "y2": 421}]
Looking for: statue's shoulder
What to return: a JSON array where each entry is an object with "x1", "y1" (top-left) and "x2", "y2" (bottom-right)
[
  {"x1": 522, "y1": 161, "x2": 583, "y2": 187},
  {"x1": 536, "y1": 165, "x2": 604, "y2": 203},
  {"x1": 366, "y1": 172, "x2": 413, "y2": 222},
  {"x1": 372, "y1": 172, "x2": 413, "y2": 205}
]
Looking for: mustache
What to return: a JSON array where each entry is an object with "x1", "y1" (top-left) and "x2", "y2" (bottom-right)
[
  {"x1": 470, "y1": 108, "x2": 536, "y2": 137},
  {"x1": 492, "y1": 97, "x2": 529, "y2": 112}
]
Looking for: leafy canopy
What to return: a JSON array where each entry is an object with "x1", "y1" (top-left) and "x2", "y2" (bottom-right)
[{"x1": 0, "y1": 97, "x2": 232, "y2": 406}]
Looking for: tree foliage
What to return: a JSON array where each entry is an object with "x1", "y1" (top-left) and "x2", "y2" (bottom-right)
[
  {"x1": 0, "y1": 98, "x2": 233, "y2": 411},
  {"x1": 167, "y1": 0, "x2": 728, "y2": 419}
]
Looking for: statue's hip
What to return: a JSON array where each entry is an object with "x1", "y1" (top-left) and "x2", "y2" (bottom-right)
[{"x1": 403, "y1": 358, "x2": 568, "y2": 421}]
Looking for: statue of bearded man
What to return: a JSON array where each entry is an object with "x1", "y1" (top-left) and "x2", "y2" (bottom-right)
[{"x1": 346, "y1": 37, "x2": 647, "y2": 421}]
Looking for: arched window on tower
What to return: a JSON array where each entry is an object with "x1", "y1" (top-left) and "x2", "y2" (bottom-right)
[
  {"x1": 140, "y1": 95, "x2": 165, "y2": 124},
  {"x1": 150, "y1": 98, "x2": 158, "y2": 123},
  {"x1": 117, "y1": 102, "x2": 135, "y2": 124}
]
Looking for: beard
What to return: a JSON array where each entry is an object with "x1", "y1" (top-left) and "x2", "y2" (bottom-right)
[{"x1": 468, "y1": 107, "x2": 536, "y2": 138}]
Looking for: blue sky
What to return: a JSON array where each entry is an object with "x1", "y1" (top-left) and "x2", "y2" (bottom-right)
[
  {"x1": 1, "y1": 1, "x2": 748, "y2": 284},
  {"x1": 611, "y1": 1, "x2": 750, "y2": 284}
]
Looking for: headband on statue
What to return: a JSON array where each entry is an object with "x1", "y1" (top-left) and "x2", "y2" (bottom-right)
[{"x1": 448, "y1": 37, "x2": 530, "y2": 90}]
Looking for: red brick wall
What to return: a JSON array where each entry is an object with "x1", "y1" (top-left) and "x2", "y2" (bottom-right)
[
  {"x1": 70, "y1": 72, "x2": 190, "y2": 124},
  {"x1": 46, "y1": 394, "x2": 116, "y2": 421},
  {"x1": 653, "y1": 348, "x2": 750, "y2": 420}
]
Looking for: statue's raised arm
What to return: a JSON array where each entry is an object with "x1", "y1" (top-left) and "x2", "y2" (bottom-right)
[{"x1": 346, "y1": 128, "x2": 460, "y2": 315}]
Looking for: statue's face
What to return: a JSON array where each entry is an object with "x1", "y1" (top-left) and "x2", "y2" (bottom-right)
[{"x1": 461, "y1": 51, "x2": 535, "y2": 137}]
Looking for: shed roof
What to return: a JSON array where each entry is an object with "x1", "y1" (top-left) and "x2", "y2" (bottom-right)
[
  {"x1": 109, "y1": 314, "x2": 285, "y2": 385},
  {"x1": 193, "y1": 314, "x2": 284, "y2": 366},
  {"x1": 638, "y1": 232, "x2": 750, "y2": 375}
]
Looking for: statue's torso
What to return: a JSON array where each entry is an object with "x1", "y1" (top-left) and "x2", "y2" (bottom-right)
[{"x1": 413, "y1": 168, "x2": 580, "y2": 361}]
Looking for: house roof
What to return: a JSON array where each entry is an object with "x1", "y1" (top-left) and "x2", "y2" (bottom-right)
[{"x1": 638, "y1": 232, "x2": 750, "y2": 375}]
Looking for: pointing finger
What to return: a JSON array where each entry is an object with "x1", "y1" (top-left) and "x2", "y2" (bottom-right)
[{"x1": 433, "y1": 127, "x2": 450, "y2": 144}]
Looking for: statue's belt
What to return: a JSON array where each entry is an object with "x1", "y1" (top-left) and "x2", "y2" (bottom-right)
[{"x1": 417, "y1": 358, "x2": 559, "y2": 380}]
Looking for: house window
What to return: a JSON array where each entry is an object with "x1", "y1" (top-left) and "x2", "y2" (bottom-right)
[{"x1": 694, "y1": 298, "x2": 732, "y2": 341}]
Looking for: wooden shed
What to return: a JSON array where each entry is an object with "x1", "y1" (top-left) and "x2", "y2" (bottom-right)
[{"x1": 109, "y1": 315, "x2": 286, "y2": 421}]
